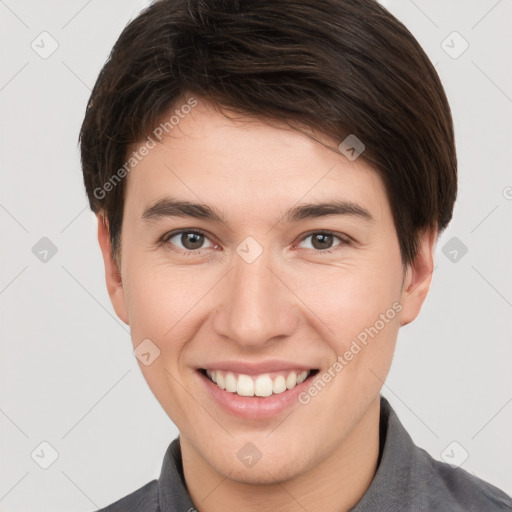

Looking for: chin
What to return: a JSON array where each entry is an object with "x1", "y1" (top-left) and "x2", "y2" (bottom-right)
[
  {"x1": 223, "y1": 461, "x2": 304, "y2": 485},
  {"x1": 208, "y1": 445, "x2": 312, "y2": 485}
]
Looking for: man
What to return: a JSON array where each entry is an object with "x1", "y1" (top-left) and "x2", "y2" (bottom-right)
[{"x1": 79, "y1": 0, "x2": 512, "y2": 510}]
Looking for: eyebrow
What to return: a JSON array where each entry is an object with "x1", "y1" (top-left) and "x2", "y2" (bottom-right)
[{"x1": 141, "y1": 196, "x2": 374, "y2": 224}]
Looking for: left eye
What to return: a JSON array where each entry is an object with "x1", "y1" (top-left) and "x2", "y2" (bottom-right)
[{"x1": 297, "y1": 232, "x2": 346, "y2": 251}]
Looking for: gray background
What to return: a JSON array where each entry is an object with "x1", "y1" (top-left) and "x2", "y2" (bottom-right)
[{"x1": 0, "y1": 0, "x2": 511, "y2": 510}]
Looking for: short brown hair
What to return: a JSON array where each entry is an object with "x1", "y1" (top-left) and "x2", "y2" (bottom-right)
[{"x1": 79, "y1": 0, "x2": 457, "y2": 266}]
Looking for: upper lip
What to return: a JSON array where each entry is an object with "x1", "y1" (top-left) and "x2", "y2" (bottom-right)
[{"x1": 200, "y1": 360, "x2": 316, "y2": 375}]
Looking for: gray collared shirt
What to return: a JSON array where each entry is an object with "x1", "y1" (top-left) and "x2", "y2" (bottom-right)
[{"x1": 95, "y1": 395, "x2": 512, "y2": 511}]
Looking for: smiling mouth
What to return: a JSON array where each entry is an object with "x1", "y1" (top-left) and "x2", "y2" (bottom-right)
[{"x1": 199, "y1": 368, "x2": 319, "y2": 397}]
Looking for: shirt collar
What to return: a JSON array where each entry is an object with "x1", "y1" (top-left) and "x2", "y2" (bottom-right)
[
  {"x1": 349, "y1": 395, "x2": 426, "y2": 511},
  {"x1": 157, "y1": 395, "x2": 423, "y2": 512}
]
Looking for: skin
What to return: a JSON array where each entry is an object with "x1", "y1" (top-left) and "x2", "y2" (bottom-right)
[{"x1": 97, "y1": 96, "x2": 436, "y2": 512}]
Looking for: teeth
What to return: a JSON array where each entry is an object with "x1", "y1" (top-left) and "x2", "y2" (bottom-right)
[
  {"x1": 286, "y1": 372, "x2": 297, "y2": 389},
  {"x1": 272, "y1": 375, "x2": 287, "y2": 394},
  {"x1": 205, "y1": 369, "x2": 311, "y2": 397},
  {"x1": 296, "y1": 370, "x2": 308, "y2": 384},
  {"x1": 255, "y1": 375, "x2": 273, "y2": 397},
  {"x1": 216, "y1": 372, "x2": 226, "y2": 390},
  {"x1": 237, "y1": 374, "x2": 254, "y2": 397},
  {"x1": 225, "y1": 372, "x2": 237, "y2": 393}
]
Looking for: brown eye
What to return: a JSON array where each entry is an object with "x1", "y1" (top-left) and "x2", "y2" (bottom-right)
[
  {"x1": 298, "y1": 231, "x2": 347, "y2": 252},
  {"x1": 311, "y1": 233, "x2": 334, "y2": 250},
  {"x1": 180, "y1": 232, "x2": 204, "y2": 250},
  {"x1": 163, "y1": 230, "x2": 215, "y2": 253}
]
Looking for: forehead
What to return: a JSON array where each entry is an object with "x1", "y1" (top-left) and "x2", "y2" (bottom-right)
[{"x1": 123, "y1": 99, "x2": 391, "y2": 225}]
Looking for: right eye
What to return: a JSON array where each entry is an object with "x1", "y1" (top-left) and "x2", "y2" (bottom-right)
[{"x1": 162, "y1": 229, "x2": 218, "y2": 255}]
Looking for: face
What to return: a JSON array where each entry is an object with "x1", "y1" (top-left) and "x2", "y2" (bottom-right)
[{"x1": 98, "y1": 96, "x2": 434, "y2": 484}]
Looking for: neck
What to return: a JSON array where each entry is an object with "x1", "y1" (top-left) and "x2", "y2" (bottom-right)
[{"x1": 181, "y1": 396, "x2": 382, "y2": 512}]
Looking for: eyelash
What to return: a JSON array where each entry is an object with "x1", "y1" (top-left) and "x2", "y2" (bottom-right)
[{"x1": 159, "y1": 229, "x2": 351, "y2": 257}]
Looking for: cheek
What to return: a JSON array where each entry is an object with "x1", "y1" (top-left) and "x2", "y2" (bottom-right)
[
  {"x1": 290, "y1": 256, "x2": 403, "y2": 400},
  {"x1": 122, "y1": 259, "x2": 192, "y2": 350},
  {"x1": 120, "y1": 218, "x2": 187, "y2": 338},
  {"x1": 328, "y1": 269, "x2": 402, "y2": 391},
  {"x1": 126, "y1": 279, "x2": 169, "y2": 341},
  {"x1": 337, "y1": 275, "x2": 400, "y2": 337},
  {"x1": 121, "y1": 264, "x2": 200, "y2": 427},
  {"x1": 294, "y1": 260, "x2": 402, "y2": 341}
]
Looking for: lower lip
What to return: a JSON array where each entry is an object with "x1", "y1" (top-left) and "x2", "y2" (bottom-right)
[{"x1": 197, "y1": 370, "x2": 316, "y2": 420}]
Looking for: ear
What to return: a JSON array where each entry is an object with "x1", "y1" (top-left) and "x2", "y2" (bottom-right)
[
  {"x1": 96, "y1": 214, "x2": 129, "y2": 325},
  {"x1": 399, "y1": 228, "x2": 437, "y2": 327}
]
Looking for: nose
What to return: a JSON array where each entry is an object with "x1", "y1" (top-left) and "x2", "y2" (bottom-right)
[{"x1": 212, "y1": 246, "x2": 300, "y2": 349}]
